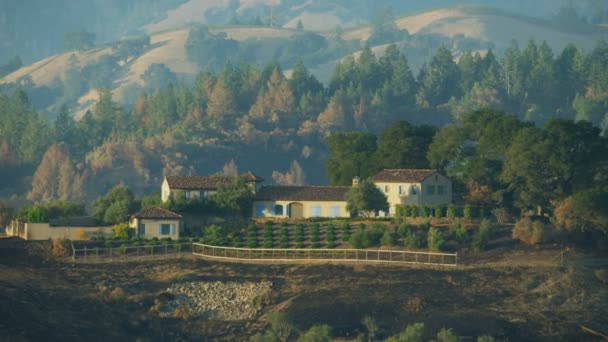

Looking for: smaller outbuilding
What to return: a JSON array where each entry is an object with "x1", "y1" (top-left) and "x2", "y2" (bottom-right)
[{"x1": 129, "y1": 207, "x2": 183, "y2": 239}]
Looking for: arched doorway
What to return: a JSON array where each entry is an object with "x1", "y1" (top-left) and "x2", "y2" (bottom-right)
[{"x1": 289, "y1": 202, "x2": 304, "y2": 219}]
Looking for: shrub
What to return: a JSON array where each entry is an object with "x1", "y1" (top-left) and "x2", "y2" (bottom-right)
[
  {"x1": 279, "y1": 226, "x2": 289, "y2": 248},
  {"x1": 349, "y1": 226, "x2": 370, "y2": 249},
  {"x1": 477, "y1": 335, "x2": 496, "y2": 342},
  {"x1": 247, "y1": 224, "x2": 258, "y2": 248},
  {"x1": 492, "y1": 207, "x2": 511, "y2": 224},
  {"x1": 512, "y1": 217, "x2": 550, "y2": 245},
  {"x1": 435, "y1": 328, "x2": 458, "y2": 342},
  {"x1": 112, "y1": 222, "x2": 131, "y2": 239},
  {"x1": 419, "y1": 218, "x2": 432, "y2": 231},
  {"x1": 326, "y1": 223, "x2": 336, "y2": 248},
  {"x1": 311, "y1": 223, "x2": 320, "y2": 248},
  {"x1": 295, "y1": 224, "x2": 305, "y2": 248},
  {"x1": 51, "y1": 238, "x2": 71, "y2": 257},
  {"x1": 594, "y1": 269, "x2": 608, "y2": 283},
  {"x1": 367, "y1": 224, "x2": 386, "y2": 245},
  {"x1": 297, "y1": 324, "x2": 331, "y2": 342},
  {"x1": 380, "y1": 230, "x2": 394, "y2": 246},
  {"x1": 463, "y1": 205, "x2": 473, "y2": 220},
  {"x1": 263, "y1": 223, "x2": 274, "y2": 248},
  {"x1": 447, "y1": 204, "x2": 457, "y2": 219},
  {"x1": 410, "y1": 206, "x2": 419, "y2": 218},
  {"x1": 404, "y1": 229, "x2": 421, "y2": 249},
  {"x1": 204, "y1": 224, "x2": 224, "y2": 246},
  {"x1": 427, "y1": 227, "x2": 445, "y2": 251},
  {"x1": 434, "y1": 205, "x2": 443, "y2": 218},
  {"x1": 232, "y1": 235, "x2": 242, "y2": 247},
  {"x1": 449, "y1": 220, "x2": 468, "y2": 244},
  {"x1": 397, "y1": 223, "x2": 413, "y2": 238},
  {"x1": 341, "y1": 222, "x2": 350, "y2": 242},
  {"x1": 104, "y1": 240, "x2": 113, "y2": 248},
  {"x1": 472, "y1": 219, "x2": 493, "y2": 252},
  {"x1": 109, "y1": 287, "x2": 125, "y2": 301},
  {"x1": 385, "y1": 322, "x2": 425, "y2": 342},
  {"x1": 173, "y1": 305, "x2": 192, "y2": 320},
  {"x1": 422, "y1": 206, "x2": 431, "y2": 217}
]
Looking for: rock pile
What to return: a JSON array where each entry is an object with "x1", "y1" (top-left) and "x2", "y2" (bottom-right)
[{"x1": 159, "y1": 280, "x2": 272, "y2": 320}]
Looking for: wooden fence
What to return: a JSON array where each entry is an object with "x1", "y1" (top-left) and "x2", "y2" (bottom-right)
[
  {"x1": 71, "y1": 243, "x2": 193, "y2": 263},
  {"x1": 192, "y1": 243, "x2": 457, "y2": 266}
]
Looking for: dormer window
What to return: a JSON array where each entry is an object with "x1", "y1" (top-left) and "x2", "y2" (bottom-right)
[{"x1": 384, "y1": 185, "x2": 390, "y2": 193}]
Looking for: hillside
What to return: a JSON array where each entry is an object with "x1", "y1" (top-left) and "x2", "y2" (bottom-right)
[
  {"x1": 3, "y1": 5, "x2": 607, "y2": 119},
  {"x1": 344, "y1": 6, "x2": 608, "y2": 53}
]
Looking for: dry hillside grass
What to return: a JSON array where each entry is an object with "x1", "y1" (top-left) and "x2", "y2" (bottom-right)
[
  {"x1": 343, "y1": 6, "x2": 607, "y2": 52},
  {"x1": 1, "y1": 237, "x2": 607, "y2": 341},
  {"x1": 1, "y1": 47, "x2": 112, "y2": 86}
]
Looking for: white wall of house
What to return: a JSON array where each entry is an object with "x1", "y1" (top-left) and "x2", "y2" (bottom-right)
[
  {"x1": 374, "y1": 173, "x2": 452, "y2": 215},
  {"x1": 129, "y1": 218, "x2": 181, "y2": 239},
  {"x1": 252, "y1": 200, "x2": 349, "y2": 218}
]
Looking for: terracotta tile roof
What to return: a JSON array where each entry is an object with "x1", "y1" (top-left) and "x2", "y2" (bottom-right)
[
  {"x1": 165, "y1": 171, "x2": 264, "y2": 190},
  {"x1": 132, "y1": 207, "x2": 182, "y2": 219},
  {"x1": 372, "y1": 169, "x2": 438, "y2": 183},
  {"x1": 254, "y1": 185, "x2": 350, "y2": 202},
  {"x1": 165, "y1": 175, "x2": 235, "y2": 190}
]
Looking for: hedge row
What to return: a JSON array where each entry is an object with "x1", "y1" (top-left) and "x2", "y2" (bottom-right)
[{"x1": 395, "y1": 204, "x2": 488, "y2": 219}]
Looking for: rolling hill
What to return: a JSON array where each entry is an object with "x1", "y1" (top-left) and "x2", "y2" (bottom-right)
[{"x1": 2, "y1": 5, "x2": 607, "y2": 117}]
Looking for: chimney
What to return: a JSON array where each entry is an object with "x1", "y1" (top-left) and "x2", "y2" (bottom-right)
[{"x1": 352, "y1": 176, "x2": 360, "y2": 187}]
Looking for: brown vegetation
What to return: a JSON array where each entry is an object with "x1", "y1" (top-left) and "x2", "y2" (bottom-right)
[{"x1": 512, "y1": 217, "x2": 550, "y2": 245}]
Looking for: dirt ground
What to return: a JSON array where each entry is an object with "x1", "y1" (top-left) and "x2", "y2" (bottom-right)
[{"x1": 0, "y1": 238, "x2": 607, "y2": 341}]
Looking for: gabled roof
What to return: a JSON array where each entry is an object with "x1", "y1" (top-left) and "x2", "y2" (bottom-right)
[
  {"x1": 165, "y1": 175, "x2": 235, "y2": 190},
  {"x1": 372, "y1": 169, "x2": 438, "y2": 183},
  {"x1": 132, "y1": 207, "x2": 182, "y2": 220},
  {"x1": 164, "y1": 171, "x2": 263, "y2": 190},
  {"x1": 254, "y1": 185, "x2": 350, "y2": 202}
]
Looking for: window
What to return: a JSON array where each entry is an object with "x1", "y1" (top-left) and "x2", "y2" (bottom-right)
[
  {"x1": 185, "y1": 191, "x2": 190, "y2": 200},
  {"x1": 255, "y1": 204, "x2": 265, "y2": 216},
  {"x1": 437, "y1": 185, "x2": 446, "y2": 195},
  {"x1": 329, "y1": 206, "x2": 340, "y2": 218},
  {"x1": 426, "y1": 185, "x2": 436, "y2": 195},
  {"x1": 311, "y1": 205, "x2": 321, "y2": 217},
  {"x1": 273, "y1": 205, "x2": 284, "y2": 216},
  {"x1": 398, "y1": 185, "x2": 404, "y2": 195},
  {"x1": 159, "y1": 224, "x2": 171, "y2": 235},
  {"x1": 411, "y1": 186, "x2": 418, "y2": 195},
  {"x1": 384, "y1": 185, "x2": 390, "y2": 193}
]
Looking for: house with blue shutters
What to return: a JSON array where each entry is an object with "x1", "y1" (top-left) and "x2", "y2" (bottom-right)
[
  {"x1": 129, "y1": 207, "x2": 183, "y2": 239},
  {"x1": 252, "y1": 185, "x2": 351, "y2": 219}
]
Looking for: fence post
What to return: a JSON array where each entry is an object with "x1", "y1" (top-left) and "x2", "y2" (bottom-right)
[
  {"x1": 455, "y1": 252, "x2": 458, "y2": 266},
  {"x1": 84, "y1": 246, "x2": 87, "y2": 262},
  {"x1": 366, "y1": 250, "x2": 368, "y2": 261},
  {"x1": 225, "y1": 247, "x2": 227, "y2": 257},
  {"x1": 110, "y1": 247, "x2": 113, "y2": 260}
]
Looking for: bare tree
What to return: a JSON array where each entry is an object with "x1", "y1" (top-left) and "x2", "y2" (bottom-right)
[
  {"x1": 272, "y1": 160, "x2": 306, "y2": 185},
  {"x1": 223, "y1": 159, "x2": 238, "y2": 176}
]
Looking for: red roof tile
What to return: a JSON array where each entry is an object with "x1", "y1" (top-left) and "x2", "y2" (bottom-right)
[
  {"x1": 372, "y1": 169, "x2": 438, "y2": 183},
  {"x1": 254, "y1": 186, "x2": 350, "y2": 202},
  {"x1": 132, "y1": 207, "x2": 182, "y2": 219}
]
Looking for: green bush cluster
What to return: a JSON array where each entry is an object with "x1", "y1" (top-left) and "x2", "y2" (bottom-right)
[
  {"x1": 295, "y1": 224, "x2": 304, "y2": 248},
  {"x1": 247, "y1": 224, "x2": 258, "y2": 248},
  {"x1": 263, "y1": 221, "x2": 274, "y2": 248},
  {"x1": 395, "y1": 204, "x2": 487, "y2": 220},
  {"x1": 326, "y1": 223, "x2": 336, "y2": 248},
  {"x1": 311, "y1": 223, "x2": 320, "y2": 248}
]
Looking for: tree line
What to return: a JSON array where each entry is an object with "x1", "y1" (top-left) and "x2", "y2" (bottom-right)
[{"x1": 1, "y1": 40, "x2": 608, "y2": 213}]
